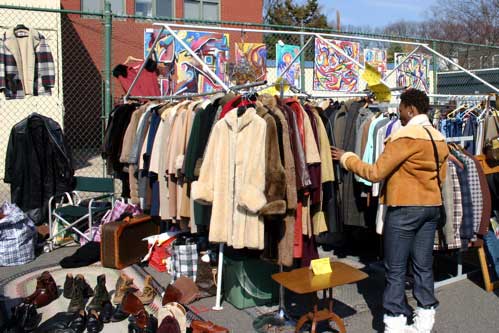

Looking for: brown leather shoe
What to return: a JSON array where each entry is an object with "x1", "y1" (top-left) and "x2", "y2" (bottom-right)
[
  {"x1": 25, "y1": 271, "x2": 59, "y2": 308},
  {"x1": 191, "y1": 320, "x2": 229, "y2": 333},
  {"x1": 135, "y1": 275, "x2": 156, "y2": 305},
  {"x1": 161, "y1": 284, "x2": 182, "y2": 306},
  {"x1": 112, "y1": 273, "x2": 135, "y2": 305},
  {"x1": 121, "y1": 291, "x2": 147, "y2": 329}
]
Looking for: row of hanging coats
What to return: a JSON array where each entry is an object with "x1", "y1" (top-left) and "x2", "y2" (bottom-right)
[
  {"x1": 103, "y1": 93, "x2": 338, "y2": 267},
  {"x1": 325, "y1": 98, "x2": 496, "y2": 250},
  {"x1": 437, "y1": 145, "x2": 491, "y2": 250}
]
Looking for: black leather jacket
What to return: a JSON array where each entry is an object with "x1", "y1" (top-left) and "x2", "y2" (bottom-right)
[{"x1": 4, "y1": 113, "x2": 75, "y2": 224}]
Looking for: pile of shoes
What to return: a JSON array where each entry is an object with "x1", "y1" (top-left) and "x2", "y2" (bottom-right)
[
  {"x1": 4, "y1": 271, "x2": 160, "y2": 333},
  {"x1": 3, "y1": 271, "x2": 58, "y2": 332},
  {"x1": 60, "y1": 272, "x2": 159, "y2": 333},
  {"x1": 113, "y1": 273, "x2": 158, "y2": 333},
  {"x1": 156, "y1": 275, "x2": 229, "y2": 333}
]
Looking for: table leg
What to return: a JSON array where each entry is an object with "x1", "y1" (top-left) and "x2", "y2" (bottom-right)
[
  {"x1": 311, "y1": 319, "x2": 318, "y2": 333},
  {"x1": 328, "y1": 288, "x2": 346, "y2": 333},
  {"x1": 328, "y1": 312, "x2": 347, "y2": 333},
  {"x1": 295, "y1": 312, "x2": 312, "y2": 333}
]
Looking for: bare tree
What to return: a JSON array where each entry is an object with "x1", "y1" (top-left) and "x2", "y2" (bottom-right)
[{"x1": 428, "y1": 0, "x2": 499, "y2": 45}]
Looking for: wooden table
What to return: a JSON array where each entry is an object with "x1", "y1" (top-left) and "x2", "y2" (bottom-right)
[{"x1": 272, "y1": 261, "x2": 368, "y2": 333}]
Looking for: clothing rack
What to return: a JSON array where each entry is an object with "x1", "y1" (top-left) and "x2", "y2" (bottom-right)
[
  {"x1": 119, "y1": 22, "x2": 499, "y2": 311},
  {"x1": 126, "y1": 80, "x2": 268, "y2": 101},
  {"x1": 446, "y1": 136, "x2": 474, "y2": 147},
  {"x1": 433, "y1": 135, "x2": 480, "y2": 288},
  {"x1": 127, "y1": 90, "x2": 226, "y2": 100}
]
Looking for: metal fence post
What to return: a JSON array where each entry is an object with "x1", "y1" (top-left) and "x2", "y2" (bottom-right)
[
  {"x1": 103, "y1": 2, "x2": 112, "y2": 122},
  {"x1": 432, "y1": 40, "x2": 438, "y2": 97},
  {"x1": 300, "y1": 20, "x2": 306, "y2": 92},
  {"x1": 103, "y1": 1, "x2": 112, "y2": 176}
]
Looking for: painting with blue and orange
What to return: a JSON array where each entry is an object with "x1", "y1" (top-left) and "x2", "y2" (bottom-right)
[
  {"x1": 276, "y1": 43, "x2": 301, "y2": 88},
  {"x1": 364, "y1": 48, "x2": 387, "y2": 78},
  {"x1": 313, "y1": 38, "x2": 360, "y2": 92},
  {"x1": 235, "y1": 43, "x2": 267, "y2": 81},
  {"x1": 394, "y1": 53, "x2": 430, "y2": 93},
  {"x1": 144, "y1": 29, "x2": 230, "y2": 95}
]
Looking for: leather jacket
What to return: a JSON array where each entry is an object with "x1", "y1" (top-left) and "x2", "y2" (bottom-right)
[{"x1": 4, "y1": 113, "x2": 75, "y2": 224}]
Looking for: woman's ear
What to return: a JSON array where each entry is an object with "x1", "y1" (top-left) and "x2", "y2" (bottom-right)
[{"x1": 411, "y1": 105, "x2": 419, "y2": 115}]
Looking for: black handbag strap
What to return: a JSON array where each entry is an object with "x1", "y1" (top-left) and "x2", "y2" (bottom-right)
[
  {"x1": 423, "y1": 126, "x2": 447, "y2": 248},
  {"x1": 422, "y1": 126, "x2": 442, "y2": 192}
]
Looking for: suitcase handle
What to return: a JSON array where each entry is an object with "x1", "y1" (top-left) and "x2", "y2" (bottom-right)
[{"x1": 121, "y1": 214, "x2": 150, "y2": 227}]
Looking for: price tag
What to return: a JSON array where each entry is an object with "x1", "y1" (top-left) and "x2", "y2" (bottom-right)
[{"x1": 310, "y1": 257, "x2": 332, "y2": 275}]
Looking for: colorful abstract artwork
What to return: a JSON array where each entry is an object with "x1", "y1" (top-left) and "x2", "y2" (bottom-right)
[
  {"x1": 313, "y1": 38, "x2": 360, "y2": 92},
  {"x1": 364, "y1": 48, "x2": 387, "y2": 77},
  {"x1": 144, "y1": 29, "x2": 229, "y2": 94},
  {"x1": 235, "y1": 43, "x2": 267, "y2": 82},
  {"x1": 394, "y1": 53, "x2": 430, "y2": 93},
  {"x1": 276, "y1": 43, "x2": 301, "y2": 88}
]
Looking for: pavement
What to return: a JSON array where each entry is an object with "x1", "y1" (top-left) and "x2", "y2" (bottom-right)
[{"x1": 1, "y1": 245, "x2": 498, "y2": 332}]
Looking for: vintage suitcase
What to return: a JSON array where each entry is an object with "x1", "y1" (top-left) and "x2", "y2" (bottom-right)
[{"x1": 100, "y1": 214, "x2": 159, "y2": 269}]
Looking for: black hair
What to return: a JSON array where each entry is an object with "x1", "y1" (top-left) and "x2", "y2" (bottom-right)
[{"x1": 400, "y1": 88, "x2": 429, "y2": 114}]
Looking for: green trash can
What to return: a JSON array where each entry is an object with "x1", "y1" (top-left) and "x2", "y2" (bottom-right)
[{"x1": 223, "y1": 253, "x2": 279, "y2": 309}]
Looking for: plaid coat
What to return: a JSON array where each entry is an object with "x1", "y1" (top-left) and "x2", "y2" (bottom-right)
[{"x1": 0, "y1": 28, "x2": 55, "y2": 99}]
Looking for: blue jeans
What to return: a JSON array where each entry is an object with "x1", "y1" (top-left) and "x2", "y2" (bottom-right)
[{"x1": 383, "y1": 206, "x2": 440, "y2": 316}]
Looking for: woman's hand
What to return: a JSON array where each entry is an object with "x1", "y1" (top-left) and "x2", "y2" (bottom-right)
[{"x1": 330, "y1": 146, "x2": 345, "y2": 161}]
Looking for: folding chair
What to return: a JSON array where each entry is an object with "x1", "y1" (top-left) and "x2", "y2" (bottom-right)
[{"x1": 46, "y1": 176, "x2": 115, "y2": 251}]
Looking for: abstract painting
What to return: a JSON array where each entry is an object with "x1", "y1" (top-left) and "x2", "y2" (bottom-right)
[
  {"x1": 235, "y1": 43, "x2": 267, "y2": 82},
  {"x1": 144, "y1": 29, "x2": 229, "y2": 94},
  {"x1": 313, "y1": 38, "x2": 360, "y2": 92},
  {"x1": 364, "y1": 48, "x2": 387, "y2": 77},
  {"x1": 394, "y1": 53, "x2": 430, "y2": 93},
  {"x1": 276, "y1": 43, "x2": 301, "y2": 88}
]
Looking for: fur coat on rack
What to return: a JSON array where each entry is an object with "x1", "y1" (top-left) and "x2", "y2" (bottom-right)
[{"x1": 191, "y1": 107, "x2": 267, "y2": 249}]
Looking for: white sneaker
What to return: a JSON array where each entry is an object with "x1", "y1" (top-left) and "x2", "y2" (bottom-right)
[
  {"x1": 411, "y1": 307, "x2": 436, "y2": 333},
  {"x1": 383, "y1": 314, "x2": 417, "y2": 333}
]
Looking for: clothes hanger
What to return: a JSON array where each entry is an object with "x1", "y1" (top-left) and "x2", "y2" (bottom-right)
[
  {"x1": 446, "y1": 104, "x2": 466, "y2": 119},
  {"x1": 124, "y1": 56, "x2": 143, "y2": 65},
  {"x1": 237, "y1": 90, "x2": 257, "y2": 117},
  {"x1": 461, "y1": 103, "x2": 480, "y2": 119},
  {"x1": 14, "y1": 24, "x2": 29, "y2": 31}
]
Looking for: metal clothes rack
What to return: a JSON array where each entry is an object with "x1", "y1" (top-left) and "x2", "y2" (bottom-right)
[
  {"x1": 433, "y1": 135, "x2": 480, "y2": 288},
  {"x1": 122, "y1": 26, "x2": 270, "y2": 312},
  {"x1": 126, "y1": 80, "x2": 267, "y2": 101},
  {"x1": 153, "y1": 22, "x2": 499, "y2": 95},
  {"x1": 120, "y1": 22, "x2": 499, "y2": 313}
]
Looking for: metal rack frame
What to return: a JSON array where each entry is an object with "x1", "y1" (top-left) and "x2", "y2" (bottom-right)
[{"x1": 122, "y1": 22, "x2": 499, "y2": 310}]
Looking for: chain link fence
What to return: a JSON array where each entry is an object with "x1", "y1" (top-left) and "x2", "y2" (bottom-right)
[
  {"x1": 0, "y1": 4, "x2": 498, "y2": 203},
  {"x1": 0, "y1": 5, "x2": 106, "y2": 203},
  {"x1": 61, "y1": 10, "x2": 106, "y2": 183}
]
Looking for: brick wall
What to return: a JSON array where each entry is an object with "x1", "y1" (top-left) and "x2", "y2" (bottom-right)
[
  {"x1": 60, "y1": 0, "x2": 264, "y2": 105},
  {"x1": 221, "y1": 0, "x2": 263, "y2": 60}
]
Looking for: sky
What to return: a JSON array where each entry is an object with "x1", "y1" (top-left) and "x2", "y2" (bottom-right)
[{"x1": 316, "y1": 0, "x2": 437, "y2": 27}]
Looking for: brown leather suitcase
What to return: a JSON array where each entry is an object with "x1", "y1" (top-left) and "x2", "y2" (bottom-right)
[{"x1": 100, "y1": 214, "x2": 159, "y2": 269}]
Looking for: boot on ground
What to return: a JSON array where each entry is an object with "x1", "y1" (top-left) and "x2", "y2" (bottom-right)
[
  {"x1": 411, "y1": 307, "x2": 436, "y2": 333},
  {"x1": 384, "y1": 314, "x2": 416, "y2": 333},
  {"x1": 87, "y1": 274, "x2": 111, "y2": 312}
]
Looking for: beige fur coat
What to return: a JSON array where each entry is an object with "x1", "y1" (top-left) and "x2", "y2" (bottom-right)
[{"x1": 191, "y1": 108, "x2": 267, "y2": 249}]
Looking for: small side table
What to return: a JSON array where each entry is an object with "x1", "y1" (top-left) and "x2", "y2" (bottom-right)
[{"x1": 272, "y1": 261, "x2": 368, "y2": 333}]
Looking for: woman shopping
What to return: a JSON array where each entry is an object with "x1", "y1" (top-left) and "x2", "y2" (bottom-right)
[{"x1": 331, "y1": 89, "x2": 449, "y2": 333}]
